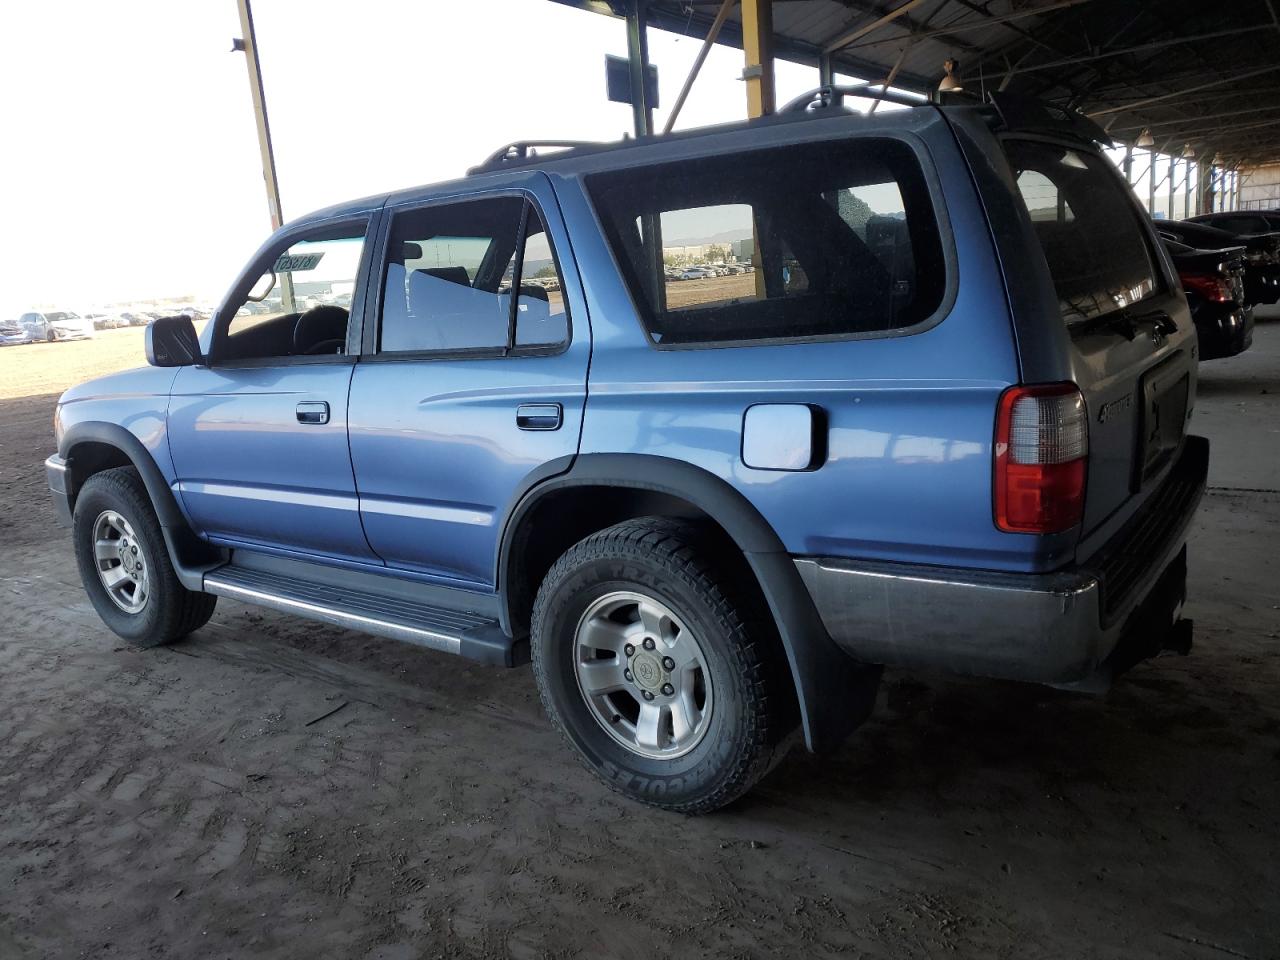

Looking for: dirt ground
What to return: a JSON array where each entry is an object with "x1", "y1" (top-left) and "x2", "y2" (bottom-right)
[{"x1": 0, "y1": 321, "x2": 1276, "y2": 960}]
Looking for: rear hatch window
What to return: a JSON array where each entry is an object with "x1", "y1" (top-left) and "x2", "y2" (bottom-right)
[
  {"x1": 1006, "y1": 139, "x2": 1160, "y2": 325},
  {"x1": 587, "y1": 138, "x2": 947, "y2": 347}
]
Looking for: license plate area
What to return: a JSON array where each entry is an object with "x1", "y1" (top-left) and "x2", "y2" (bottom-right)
[{"x1": 1138, "y1": 356, "x2": 1189, "y2": 487}]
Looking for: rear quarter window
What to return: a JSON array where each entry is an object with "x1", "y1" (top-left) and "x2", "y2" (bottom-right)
[
  {"x1": 1006, "y1": 139, "x2": 1160, "y2": 325},
  {"x1": 587, "y1": 138, "x2": 947, "y2": 347}
]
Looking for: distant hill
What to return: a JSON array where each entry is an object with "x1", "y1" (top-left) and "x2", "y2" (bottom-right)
[{"x1": 666, "y1": 227, "x2": 754, "y2": 247}]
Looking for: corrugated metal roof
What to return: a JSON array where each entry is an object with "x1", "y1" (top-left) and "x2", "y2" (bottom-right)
[{"x1": 553, "y1": 0, "x2": 1280, "y2": 164}]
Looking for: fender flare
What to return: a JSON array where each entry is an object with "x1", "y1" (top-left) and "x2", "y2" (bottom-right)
[
  {"x1": 498, "y1": 454, "x2": 880, "y2": 753},
  {"x1": 60, "y1": 421, "x2": 222, "y2": 588}
]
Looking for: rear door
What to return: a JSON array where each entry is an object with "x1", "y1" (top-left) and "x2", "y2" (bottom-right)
[
  {"x1": 1004, "y1": 138, "x2": 1197, "y2": 538},
  {"x1": 347, "y1": 174, "x2": 589, "y2": 587}
]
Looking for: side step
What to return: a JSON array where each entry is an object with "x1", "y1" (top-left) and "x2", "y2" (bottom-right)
[{"x1": 203, "y1": 564, "x2": 527, "y2": 667}]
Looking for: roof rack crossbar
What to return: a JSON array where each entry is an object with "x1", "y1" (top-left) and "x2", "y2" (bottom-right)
[
  {"x1": 780, "y1": 83, "x2": 928, "y2": 114},
  {"x1": 473, "y1": 140, "x2": 608, "y2": 173}
]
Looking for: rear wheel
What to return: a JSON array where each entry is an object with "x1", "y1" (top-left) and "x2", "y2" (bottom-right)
[
  {"x1": 531, "y1": 518, "x2": 794, "y2": 813},
  {"x1": 46, "y1": 329, "x2": 58, "y2": 342},
  {"x1": 72, "y1": 467, "x2": 216, "y2": 647}
]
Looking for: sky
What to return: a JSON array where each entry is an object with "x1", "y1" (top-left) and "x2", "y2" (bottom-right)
[{"x1": 0, "y1": 0, "x2": 870, "y2": 316}]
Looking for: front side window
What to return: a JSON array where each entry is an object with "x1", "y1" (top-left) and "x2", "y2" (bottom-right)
[
  {"x1": 221, "y1": 227, "x2": 366, "y2": 361},
  {"x1": 588, "y1": 139, "x2": 945, "y2": 346},
  {"x1": 1006, "y1": 140, "x2": 1158, "y2": 325},
  {"x1": 379, "y1": 197, "x2": 569, "y2": 354}
]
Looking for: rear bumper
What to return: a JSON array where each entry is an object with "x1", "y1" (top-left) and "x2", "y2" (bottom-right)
[
  {"x1": 46, "y1": 455, "x2": 73, "y2": 526},
  {"x1": 796, "y1": 435, "x2": 1209, "y2": 686}
]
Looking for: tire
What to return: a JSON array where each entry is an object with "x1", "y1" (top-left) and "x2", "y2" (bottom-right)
[
  {"x1": 531, "y1": 517, "x2": 795, "y2": 814},
  {"x1": 72, "y1": 466, "x2": 216, "y2": 647},
  {"x1": 46, "y1": 329, "x2": 58, "y2": 342}
]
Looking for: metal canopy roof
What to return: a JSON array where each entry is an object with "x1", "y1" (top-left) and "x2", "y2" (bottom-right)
[{"x1": 553, "y1": 0, "x2": 1280, "y2": 165}]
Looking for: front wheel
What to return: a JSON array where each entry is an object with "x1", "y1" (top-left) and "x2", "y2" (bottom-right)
[
  {"x1": 46, "y1": 329, "x2": 58, "y2": 342},
  {"x1": 72, "y1": 467, "x2": 217, "y2": 647},
  {"x1": 531, "y1": 518, "x2": 795, "y2": 813}
]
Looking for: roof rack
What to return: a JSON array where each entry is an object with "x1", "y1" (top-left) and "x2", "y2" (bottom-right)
[
  {"x1": 779, "y1": 83, "x2": 929, "y2": 114},
  {"x1": 470, "y1": 140, "x2": 608, "y2": 175}
]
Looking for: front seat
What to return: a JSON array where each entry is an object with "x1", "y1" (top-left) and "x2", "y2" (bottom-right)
[{"x1": 293, "y1": 305, "x2": 349, "y2": 355}]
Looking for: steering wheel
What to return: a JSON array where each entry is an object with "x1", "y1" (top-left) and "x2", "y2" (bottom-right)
[{"x1": 303, "y1": 338, "x2": 345, "y2": 355}]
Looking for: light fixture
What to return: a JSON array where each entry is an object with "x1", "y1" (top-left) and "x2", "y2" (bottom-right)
[
  {"x1": 1182, "y1": 143, "x2": 1196, "y2": 159},
  {"x1": 1136, "y1": 128, "x2": 1154, "y2": 148},
  {"x1": 937, "y1": 59, "x2": 963, "y2": 94}
]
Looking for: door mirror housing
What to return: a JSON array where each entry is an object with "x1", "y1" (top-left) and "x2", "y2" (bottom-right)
[{"x1": 145, "y1": 315, "x2": 202, "y2": 367}]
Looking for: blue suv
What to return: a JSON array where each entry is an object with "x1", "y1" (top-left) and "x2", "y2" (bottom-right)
[{"x1": 47, "y1": 91, "x2": 1208, "y2": 812}]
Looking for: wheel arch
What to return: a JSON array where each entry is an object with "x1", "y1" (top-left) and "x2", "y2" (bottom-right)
[
  {"x1": 498, "y1": 453, "x2": 880, "y2": 753},
  {"x1": 60, "y1": 421, "x2": 223, "y2": 587}
]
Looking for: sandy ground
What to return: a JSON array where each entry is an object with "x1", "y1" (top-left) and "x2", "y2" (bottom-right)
[{"x1": 0, "y1": 320, "x2": 1277, "y2": 959}]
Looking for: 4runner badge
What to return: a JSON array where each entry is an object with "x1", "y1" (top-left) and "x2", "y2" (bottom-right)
[{"x1": 1097, "y1": 393, "x2": 1132, "y2": 424}]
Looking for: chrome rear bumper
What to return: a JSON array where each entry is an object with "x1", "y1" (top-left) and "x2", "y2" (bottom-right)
[{"x1": 796, "y1": 436, "x2": 1208, "y2": 686}]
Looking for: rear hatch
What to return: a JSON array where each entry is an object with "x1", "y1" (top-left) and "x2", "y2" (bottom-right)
[{"x1": 1001, "y1": 138, "x2": 1197, "y2": 541}]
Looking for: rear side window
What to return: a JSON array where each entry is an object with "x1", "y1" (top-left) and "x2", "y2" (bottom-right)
[
  {"x1": 1006, "y1": 140, "x2": 1158, "y2": 325},
  {"x1": 588, "y1": 139, "x2": 946, "y2": 346},
  {"x1": 380, "y1": 197, "x2": 569, "y2": 355}
]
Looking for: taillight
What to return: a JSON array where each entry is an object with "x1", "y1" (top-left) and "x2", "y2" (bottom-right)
[
  {"x1": 1180, "y1": 272, "x2": 1233, "y2": 302},
  {"x1": 994, "y1": 383, "x2": 1088, "y2": 534}
]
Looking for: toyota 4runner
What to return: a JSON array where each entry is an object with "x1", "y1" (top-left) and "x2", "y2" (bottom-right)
[{"x1": 47, "y1": 91, "x2": 1208, "y2": 812}]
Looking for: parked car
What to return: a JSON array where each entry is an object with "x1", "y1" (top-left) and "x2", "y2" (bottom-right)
[
  {"x1": 1163, "y1": 239, "x2": 1254, "y2": 360},
  {"x1": 20, "y1": 311, "x2": 95, "y2": 341},
  {"x1": 1154, "y1": 219, "x2": 1280, "y2": 305},
  {"x1": 679, "y1": 266, "x2": 711, "y2": 280},
  {"x1": 118, "y1": 312, "x2": 150, "y2": 327},
  {"x1": 1187, "y1": 210, "x2": 1280, "y2": 233},
  {"x1": 47, "y1": 92, "x2": 1207, "y2": 813},
  {"x1": 0, "y1": 319, "x2": 30, "y2": 345}
]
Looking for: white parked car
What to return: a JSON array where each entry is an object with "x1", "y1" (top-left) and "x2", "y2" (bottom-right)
[{"x1": 20, "y1": 311, "x2": 95, "y2": 341}]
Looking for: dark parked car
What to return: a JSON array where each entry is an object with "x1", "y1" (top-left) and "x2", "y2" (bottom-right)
[
  {"x1": 1163, "y1": 239, "x2": 1254, "y2": 360},
  {"x1": 1155, "y1": 219, "x2": 1280, "y2": 305},
  {"x1": 1188, "y1": 210, "x2": 1280, "y2": 233}
]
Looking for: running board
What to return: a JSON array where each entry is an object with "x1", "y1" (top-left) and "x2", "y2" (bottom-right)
[{"x1": 203, "y1": 565, "x2": 526, "y2": 667}]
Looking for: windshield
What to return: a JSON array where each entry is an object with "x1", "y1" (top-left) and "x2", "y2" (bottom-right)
[{"x1": 1006, "y1": 139, "x2": 1159, "y2": 325}]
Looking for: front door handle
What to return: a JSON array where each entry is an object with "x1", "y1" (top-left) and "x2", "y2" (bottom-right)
[
  {"x1": 296, "y1": 401, "x2": 330, "y2": 425},
  {"x1": 516, "y1": 402, "x2": 562, "y2": 431}
]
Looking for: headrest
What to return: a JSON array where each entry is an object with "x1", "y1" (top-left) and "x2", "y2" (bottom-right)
[
  {"x1": 402, "y1": 241, "x2": 423, "y2": 261},
  {"x1": 293, "y1": 305, "x2": 349, "y2": 353},
  {"x1": 421, "y1": 266, "x2": 471, "y2": 287}
]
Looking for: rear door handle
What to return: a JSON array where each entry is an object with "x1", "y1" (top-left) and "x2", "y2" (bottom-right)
[
  {"x1": 296, "y1": 401, "x2": 330, "y2": 425},
  {"x1": 516, "y1": 403, "x2": 562, "y2": 431}
]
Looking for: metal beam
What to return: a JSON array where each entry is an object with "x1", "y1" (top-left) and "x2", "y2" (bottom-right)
[
  {"x1": 975, "y1": 24, "x2": 1264, "y2": 82},
  {"x1": 1109, "y1": 103, "x2": 1280, "y2": 133},
  {"x1": 842, "y1": 0, "x2": 1093, "y2": 51},
  {"x1": 233, "y1": 0, "x2": 284, "y2": 231},
  {"x1": 741, "y1": 0, "x2": 774, "y2": 117},
  {"x1": 823, "y1": 0, "x2": 927, "y2": 56},
  {"x1": 625, "y1": 0, "x2": 654, "y2": 137},
  {"x1": 662, "y1": 0, "x2": 734, "y2": 135},
  {"x1": 1088, "y1": 64, "x2": 1280, "y2": 118}
]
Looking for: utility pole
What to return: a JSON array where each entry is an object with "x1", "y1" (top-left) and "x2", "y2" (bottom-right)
[{"x1": 233, "y1": 0, "x2": 284, "y2": 231}]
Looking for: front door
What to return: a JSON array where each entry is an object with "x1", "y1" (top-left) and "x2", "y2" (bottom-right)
[
  {"x1": 348, "y1": 178, "x2": 589, "y2": 586},
  {"x1": 168, "y1": 220, "x2": 380, "y2": 563}
]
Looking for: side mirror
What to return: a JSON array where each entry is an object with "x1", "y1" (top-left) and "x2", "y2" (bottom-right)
[{"x1": 145, "y1": 315, "x2": 202, "y2": 367}]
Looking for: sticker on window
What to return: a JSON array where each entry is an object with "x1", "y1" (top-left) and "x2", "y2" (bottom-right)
[{"x1": 274, "y1": 252, "x2": 325, "y2": 273}]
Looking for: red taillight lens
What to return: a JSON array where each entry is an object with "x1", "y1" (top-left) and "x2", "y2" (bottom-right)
[
  {"x1": 994, "y1": 383, "x2": 1088, "y2": 534},
  {"x1": 1180, "y1": 272, "x2": 1232, "y2": 302}
]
